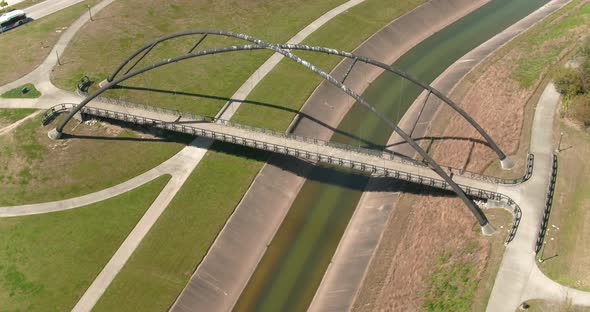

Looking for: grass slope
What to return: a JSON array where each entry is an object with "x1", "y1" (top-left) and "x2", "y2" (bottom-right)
[
  {"x1": 0, "y1": 175, "x2": 170, "y2": 311},
  {"x1": 0, "y1": 114, "x2": 189, "y2": 206},
  {"x1": 232, "y1": 0, "x2": 426, "y2": 130},
  {"x1": 538, "y1": 120, "x2": 590, "y2": 290},
  {"x1": 93, "y1": 144, "x2": 268, "y2": 311},
  {"x1": 0, "y1": 108, "x2": 37, "y2": 127}
]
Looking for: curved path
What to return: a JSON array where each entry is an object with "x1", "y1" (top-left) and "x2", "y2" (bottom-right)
[{"x1": 487, "y1": 83, "x2": 590, "y2": 311}]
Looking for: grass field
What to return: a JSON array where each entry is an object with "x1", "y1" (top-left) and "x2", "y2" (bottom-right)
[
  {"x1": 0, "y1": 108, "x2": 37, "y2": 128},
  {"x1": 50, "y1": 0, "x2": 349, "y2": 115},
  {"x1": 86, "y1": 0, "x2": 426, "y2": 310},
  {"x1": 93, "y1": 143, "x2": 268, "y2": 311},
  {"x1": 0, "y1": 113, "x2": 190, "y2": 206},
  {"x1": 0, "y1": 0, "x2": 99, "y2": 86},
  {"x1": 0, "y1": 175, "x2": 170, "y2": 311},
  {"x1": 1, "y1": 83, "x2": 41, "y2": 98},
  {"x1": 537, "y1": 119, "x2": 590, "y2": 290}
]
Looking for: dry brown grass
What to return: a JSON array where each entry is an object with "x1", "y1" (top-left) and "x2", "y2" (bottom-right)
[{"x1": 354, "y1": 2, "x2": 590, "y2": 311}]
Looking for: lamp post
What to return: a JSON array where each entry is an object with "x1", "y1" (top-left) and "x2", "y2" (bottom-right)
[
  {"x1": 538, "y1": 240, "x2": 547, "y2": 263},
  {"x1": 556, "y1": 131, "x2": 564, "y2": 153},
  {"x1": 87, "y1": 5, "x2": 93, "y2": 21}
]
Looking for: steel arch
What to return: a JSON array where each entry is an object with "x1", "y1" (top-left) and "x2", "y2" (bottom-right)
[
  {"x1": 106, "y1": 30, "x2": 512, "y2": 169},
  {"x1": 50, "y1": 30, "x2": 496, "y2": 233}
]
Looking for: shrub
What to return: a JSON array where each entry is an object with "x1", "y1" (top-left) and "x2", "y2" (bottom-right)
[
  {"x1": 554, "y1": 67, "x2": 585, "y2": 96},
  {"x1": 570, "y1": 93, "x2": 590, "y2": 126}
]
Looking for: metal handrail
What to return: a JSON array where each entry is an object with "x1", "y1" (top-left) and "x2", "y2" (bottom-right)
[
  {"x1": 43, "y1": 102, "x2": 524, "y2": 244},
  {"x1": 70, "y1": 94, "x2": 536, "y2": 185}
]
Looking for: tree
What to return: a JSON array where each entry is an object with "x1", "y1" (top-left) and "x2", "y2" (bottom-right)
[
  {"x1": 554, "y1": 67, "x2": 585, "y2": 97},
  {"x1": 0, "y1": 1, "x2": 8, "y2": 13}
]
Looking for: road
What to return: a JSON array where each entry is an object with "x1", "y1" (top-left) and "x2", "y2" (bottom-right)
[{"x1": 25, "y1": 0, "x2": 87, "y2": 20}]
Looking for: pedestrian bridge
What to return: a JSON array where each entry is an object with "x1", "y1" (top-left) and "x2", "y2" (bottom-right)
[
  {"x1": 46, "y1": 29, "x2": 523, "y2": 234},
  {"x1": 44, "y1": 100, "x2": 529, "y2": 244}
]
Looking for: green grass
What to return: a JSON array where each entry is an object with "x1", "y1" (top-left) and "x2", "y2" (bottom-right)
[
  {"x1": 511, "y1": 0, "x2": 590, "y2": 87},
  {"x1": 0, "y1": 0, "x2": 99, "y2": 86},
  {"x1": 0, "y1": 114, "x2": 190, "y2": 206},
  {"x1": 423, "y1": 256, "x2": 478, "y2": 312},
  {"x1": 0, "y1": 108, "x2": 37, "y2": 126},
  {"x1": 51, "y1": 0, "x2": 348, "y2": 114},
  {"x1": 232, "y1": 0, "x2": 426, "y2": 130},
  {"x1": 0, "y1": 175, "x2": 170, "y2": 311},
  {"x1": 93, "y1": 143, "x2": 268, "y2": 311},
  {"x1": 1, "y1": 83, "x2": 41, "y2": 98},
  {"x1": 538, "y1": 120, "x2": 590, "y2": 291}
]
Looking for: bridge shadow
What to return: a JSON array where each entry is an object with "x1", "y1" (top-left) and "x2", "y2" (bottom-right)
[
  {"x1": 59, "y1": 122, "x2": 455, "y2": 197},
  {"x1": 386, "y1": 136, "x2": 491, "y2": 149},
  {"x1": 187, "y1": 136, "x2": 456, "y2": 197}
]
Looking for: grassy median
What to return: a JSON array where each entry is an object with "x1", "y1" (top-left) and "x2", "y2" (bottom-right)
[{"x1": 0, "y1": 175, "x2": 170, "y2": 311}]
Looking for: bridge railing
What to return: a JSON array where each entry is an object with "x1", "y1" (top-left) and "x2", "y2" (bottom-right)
[
  {"x1": 44, "y1": 102, "x2": 524, "y2": 244},
  {"x1": 535, "y1": 153, "x2": 558, "y2": 253},
  {"x1": 85, "y1": 104, "x2": 525, "y2": 245},
  {"x1": 49, "y1": 96, "x2": 535, "y2": 186}
]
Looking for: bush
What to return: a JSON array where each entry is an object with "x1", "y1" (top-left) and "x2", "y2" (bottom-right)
[
  {"x1": 570, "y1": 94, "x2": 590, "y2": 126},
  {"x1": 554, "y1": 67, "x2": 585, "y2": 96}
]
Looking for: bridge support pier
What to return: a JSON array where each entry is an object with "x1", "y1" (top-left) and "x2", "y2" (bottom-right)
[
  {"x1": 500, "y1": 157, "x2": 514, "y2": 170},
  {"x1": 48, "y1": 128, "x2": 62, "y2": 140},
  {"x1": 481, "y1": 222, "x2": 496, "y2": 236}
]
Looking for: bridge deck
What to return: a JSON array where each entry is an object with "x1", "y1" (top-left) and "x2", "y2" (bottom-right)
[{"x1": 50, "y1": 102, "x2": 511, "y2": 200}]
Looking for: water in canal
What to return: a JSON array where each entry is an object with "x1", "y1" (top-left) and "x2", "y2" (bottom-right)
[{"x1": 234, "y1": 0, "x2": 549, "y2": 311}]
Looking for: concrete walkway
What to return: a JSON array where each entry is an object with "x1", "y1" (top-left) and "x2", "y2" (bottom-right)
[
  {"x1": 25, "y1": 0, "x2": 87, "y2": 20},
  {"x1": 487, "y1": 84, "x2": 590, "y2": 311}
]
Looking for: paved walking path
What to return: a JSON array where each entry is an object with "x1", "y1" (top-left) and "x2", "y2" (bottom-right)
[
  {"x1": 486, "y1": 83, "x2": 590, "y2": 311},
  {"x1": 71, "y1": 138, "x2": 210, "y2": 311},
  {"x1": 25, "y1": 0, "x2": 87, "y2": 20}
]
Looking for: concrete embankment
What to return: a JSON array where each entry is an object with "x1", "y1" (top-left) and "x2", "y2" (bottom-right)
[
  {"x1": 174, "y1": 0, "x2": 491, "y2": 311},
  {"x1": 329, "y1": 1, "x2": 571, "y2": 311}
]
